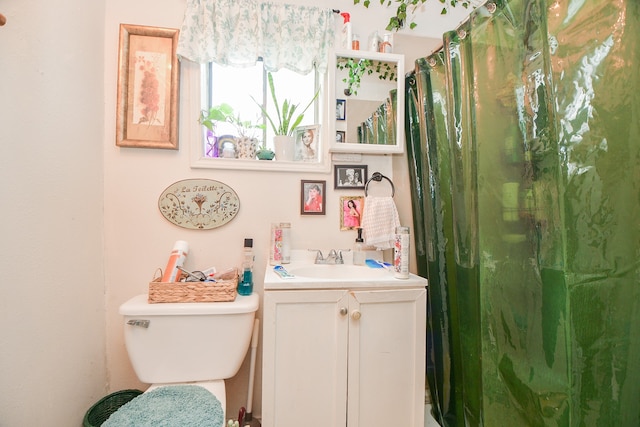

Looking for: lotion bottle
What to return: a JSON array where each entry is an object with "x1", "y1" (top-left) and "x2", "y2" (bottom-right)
[
  {"x1": 161, "y1": 240, "x2": 189, "y2": 282},
  {"x1": 353, "y1": 228, "x2": 366, "y2": 265}
]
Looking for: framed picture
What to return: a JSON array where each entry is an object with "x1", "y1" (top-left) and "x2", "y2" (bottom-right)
[
  {"x1": 336, "y1": 99, "x2": 346, "y2": 120},
  {"x1": 336, "y1": 130, "x2": 346, "y2": 143},
  {"x1": 334, "y1": 165, "x2": 367, "y2": 189},
  {"x1": 293, "y1": 124, "x2": 321, "y2": 162},
  {"x1": 116, "y1": 24, "x2": 180, "y2": 149},
  {"x1": 340, "y1": 196, "x2": 364, "y2": 230},
  {"x1": 301, "y1": 180, "x2": 326, "y2": 215}
]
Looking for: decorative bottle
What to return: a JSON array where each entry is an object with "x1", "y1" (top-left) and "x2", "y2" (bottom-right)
[
  {"x1": 394, "y1": 227, "x2": 410, "y2": 279},
  {"x1": 238, "y1": 238, "x2": 254, "y2": 296}
]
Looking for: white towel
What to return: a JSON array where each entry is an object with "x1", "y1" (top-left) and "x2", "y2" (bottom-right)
[{"x1": 361, "y1": 196, "x2": 401, "y2": 250}]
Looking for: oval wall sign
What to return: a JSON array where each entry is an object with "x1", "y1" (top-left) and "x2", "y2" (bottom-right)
[{"x1": 158, "y1": 179, "x2": 240, "y2": 230}]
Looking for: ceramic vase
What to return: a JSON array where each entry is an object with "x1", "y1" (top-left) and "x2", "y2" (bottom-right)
[
  {"x1": 236, "y1": 137, "x2": 258, "y2": 159},
  {"x1": 273, "y1": 135, "x2": 295, "y2": 161}
]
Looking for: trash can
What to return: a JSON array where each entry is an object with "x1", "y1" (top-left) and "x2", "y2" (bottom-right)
[{"x1": 83, "y1": 389, "x2": 143, "y2": 427}]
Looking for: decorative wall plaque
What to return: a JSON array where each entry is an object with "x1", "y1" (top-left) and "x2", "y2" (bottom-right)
[{"x1": 158, "y1": 179, "x2": 240, "y2": 229}]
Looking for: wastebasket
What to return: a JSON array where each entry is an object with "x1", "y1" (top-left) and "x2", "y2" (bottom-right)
[{"x1": 83, "y1": 389, "x2": 143, "y2": 427}]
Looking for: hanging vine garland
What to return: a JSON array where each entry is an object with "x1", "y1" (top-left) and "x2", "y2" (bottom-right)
[
  {"x1": 353, "y1": 0, "x2": 472, "y2": 31},
  {"x1": 336, "y1": 57, "x2": 398, "y2": 96}
]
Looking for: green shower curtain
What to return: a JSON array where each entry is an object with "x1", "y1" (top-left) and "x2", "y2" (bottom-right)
[{"x1": 407, "y1": 0, "x2": 640, "y2": 425}]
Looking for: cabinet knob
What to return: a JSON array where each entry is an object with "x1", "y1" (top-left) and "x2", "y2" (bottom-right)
[
  {"x1": 351, "y1": 310, "x2": 361, "y2": 320},
  {"x1": 339, "y1": 307, "x2": 348, "y2": 316}
]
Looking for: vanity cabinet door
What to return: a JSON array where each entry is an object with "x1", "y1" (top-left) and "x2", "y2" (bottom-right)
[
  {"x1": 262, "y1": 289, "x2": 349, "y2": 427},
  {"x1": 263, "y1": 287, "x2": 426, "y2": 427},
  {"x1": 347, "y1": 288, "x2": 427, "y2": 427}
]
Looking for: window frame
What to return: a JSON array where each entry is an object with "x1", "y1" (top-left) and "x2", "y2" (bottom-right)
[{"x1": 185, "y1": 61, "x2": 330, "y2": 173}]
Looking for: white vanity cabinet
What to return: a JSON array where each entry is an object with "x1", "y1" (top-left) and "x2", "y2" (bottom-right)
[{"x1": 262, "y1": 283, "x2": 426, "y2": 427}]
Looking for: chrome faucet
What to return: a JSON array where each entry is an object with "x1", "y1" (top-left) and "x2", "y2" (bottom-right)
[{"x1": 310, "y1": 249, "x2": 347, "y2": 264}]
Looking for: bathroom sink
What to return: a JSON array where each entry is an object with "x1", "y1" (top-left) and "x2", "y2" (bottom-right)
[
  {"x1": 264, "y1": 249, "x2": 427, "y2": 290},
  {"x1": 289, "y1": 264, "x2": 393, "y2": 280}
]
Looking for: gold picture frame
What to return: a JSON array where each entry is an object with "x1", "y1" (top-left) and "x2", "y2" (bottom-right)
[
  {"x1": 116, "y1": 24, "x2": 180, "y2": 149},
  {"x1": 340, "y1": 196, "x2": 364, "y2": 230}
]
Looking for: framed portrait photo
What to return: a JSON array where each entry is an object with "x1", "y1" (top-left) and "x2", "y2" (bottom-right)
[
  {"x1": 336, "y1": 99, "x2": 346, "y2": 121},
  {"x1": 116, "y1": 24, "x2": 180, "y2": 149},
  {"x1": 293, "y1": 124, "x2": 321, "y2": 162},
  {"x1": 340, "y1": 196, "x2": 364, "y2": 230},
  {"x1": 334, "y1": 165, "x2": 367, "y2": 190},
  {"x1": 301, "y1": 180, "x2": 326, "y2": 215},
  {"x1": 336, "y1": 130, "x2": 346, "y2": 143}
]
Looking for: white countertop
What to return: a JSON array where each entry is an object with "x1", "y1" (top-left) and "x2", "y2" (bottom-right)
[{"x1": 264, "y1": 249, "x2": 428, "y2": 290}]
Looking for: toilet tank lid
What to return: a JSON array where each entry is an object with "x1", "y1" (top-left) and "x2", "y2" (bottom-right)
[{"x1": 119, "y1": 293, "x2": 259, "y2": 316}]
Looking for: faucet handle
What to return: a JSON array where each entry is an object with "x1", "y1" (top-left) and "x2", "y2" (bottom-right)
[
  {"x1": 309, "y1": 249, "x2": 324, "y2": 262},
  {"x1": 336, "y1": 249, "x2": 351, "y2": 264}
]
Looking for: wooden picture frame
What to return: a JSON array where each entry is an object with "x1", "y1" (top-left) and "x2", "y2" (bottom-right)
[
  {"x1": 116, "y1": 24, "x2": 180, "y2": 149},
  {"x1": 334, "y1": 164, "x2": 367, "y2": 189},
  {"x1": 340, "y1": 196, "x2": 364, "y2": 230},
  {"x1": 336, "y1": 99, "x2": 346, "y2": 120},
  {"x1": 336, "y1": 130, "x2": 345, "y2": 143},
  {"x1": 301, "y1": 180, "x2": 326, "y2": 215}
]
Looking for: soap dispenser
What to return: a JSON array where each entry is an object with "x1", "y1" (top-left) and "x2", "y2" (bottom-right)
[{"x1": 353, "y1": 228, "x2": 365, "y2": 265}]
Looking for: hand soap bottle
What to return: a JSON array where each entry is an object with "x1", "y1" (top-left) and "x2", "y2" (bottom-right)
[
  {"x1": 353, "y1": 228, "x2": 366, "y2": 265},
  {"x1": 238, "y1": 238, "x2": 254, "y2": 296}
]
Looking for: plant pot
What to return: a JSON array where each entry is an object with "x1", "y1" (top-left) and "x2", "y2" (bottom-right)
[
  {"x1": 273, "y1": 135, "x2": 295, "y2": 161},
  {"x1": 256, "y1": 149, "x2": 276, "y2": 160},
  {"x1": 236, "y1": 137, "x2": 258, "y2": 159}
]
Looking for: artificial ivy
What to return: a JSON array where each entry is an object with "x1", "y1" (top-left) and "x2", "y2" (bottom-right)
[
  {"x1": 353, "y1": 0, "x2": 470, "y2": 31},
  {"x1": 336, "y1": 58, "x2": 398, "y2": 96}
]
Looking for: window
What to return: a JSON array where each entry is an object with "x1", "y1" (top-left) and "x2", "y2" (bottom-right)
[{"x1": 203, "y1": 61, "x2": 320, "y2": 151}]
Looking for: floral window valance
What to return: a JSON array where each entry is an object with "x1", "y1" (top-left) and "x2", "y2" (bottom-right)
[{"x1": 177, "y1": 0, "x2": 336, "y2": 74}]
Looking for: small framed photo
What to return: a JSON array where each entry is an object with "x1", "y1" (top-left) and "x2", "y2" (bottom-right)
[
  {"x1": 336, "y1": 99, "x2": 346, "y2": 120},
  {"x1": 334, "y1": 165, "x2": 367, "y2": 189},
  {"x1": 340, "y1": 196, "x2": 364, "y2": 230},
  {"x1": 293, "y1": 124, "x2": 321, "y2": 162},
  {"x1": 116, "y1": 24, "x2": 180, "y2": 149},
  {"x1": 301, "y1": 180, "x2": 326, "y2": 215},
  {"x1": 336, "y1": 130, "x2": 346, "y2": 143}
]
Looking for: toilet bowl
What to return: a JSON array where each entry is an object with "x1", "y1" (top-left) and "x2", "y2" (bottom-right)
[{"x1": 119, "y1": 293, "x2": 259, "y2": 425}]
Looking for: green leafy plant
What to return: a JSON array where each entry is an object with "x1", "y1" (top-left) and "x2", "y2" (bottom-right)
[
  {"x1": 353, "y1": 0, "x2": 471, "y2": 32},
  {"x1": 252, "y1": 72, "x2": 319, "y2": 137},
  {"x1": 199, "y1": 103, "x2": 263, "y2": 139},
  {"x1": 337, "y1": 58, "x2": 397, "y2": 96}
]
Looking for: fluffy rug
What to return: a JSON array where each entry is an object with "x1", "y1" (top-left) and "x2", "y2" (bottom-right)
[{"x1": 103, "y1": 385, "x2": 223, "y2": 427}]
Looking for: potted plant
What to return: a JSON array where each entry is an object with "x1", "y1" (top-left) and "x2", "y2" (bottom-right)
[
  {"x1": 199, "y1": 103, "x2": 264, "y2": 159},
  {"x1": 252, "y1": 72, "x2": 319, "y2": 161},
  {"x1": 199, "y1": 103, "x2": 234, "y2": 158}
]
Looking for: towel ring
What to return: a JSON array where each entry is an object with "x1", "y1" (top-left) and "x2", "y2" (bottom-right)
[{"x1": 365, "y1": 172, "x2": 395, "y2": 197}]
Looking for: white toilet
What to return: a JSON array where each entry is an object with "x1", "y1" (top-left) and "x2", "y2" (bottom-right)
[{"x1": 119, "y1": 293, "x2": 259, "y2": 425}]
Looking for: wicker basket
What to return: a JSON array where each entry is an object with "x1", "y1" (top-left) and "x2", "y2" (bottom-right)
[
  {"x1": 148, "y1": 275, "x2": 238, "y2": 303},
  {"x1": 83, "y1": 389, "x2": 143, "y2": 427}
]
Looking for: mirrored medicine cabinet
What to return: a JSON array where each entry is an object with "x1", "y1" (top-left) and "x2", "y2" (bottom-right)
[{"x1": 328, "y1": 49, "x2": 405, "y2": 154}]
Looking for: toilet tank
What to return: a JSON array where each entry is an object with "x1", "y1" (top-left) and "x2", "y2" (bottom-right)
[{"x1": 119, "y1": 293, "x2": 259, "y2": 384}]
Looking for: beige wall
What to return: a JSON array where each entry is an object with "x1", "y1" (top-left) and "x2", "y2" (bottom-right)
[
  {"x1": 0, "y1": 1, "x2": 107, "y2": 425},
  {"x1": 0, "y1": 0, "x2": 471, "y2": 424}
]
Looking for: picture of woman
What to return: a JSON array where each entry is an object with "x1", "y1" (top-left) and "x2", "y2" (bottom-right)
[
  {"x1": 305, "y1": 184, "x2": 322, "y2": 212},
  {"x1": 340, "y1": 196, "x2": 363, "y2": 230},
  {"x1": 295, "y1": 125, "x2": 319, "y2": 162},
  {"x1": 301, "y1": 180, "x2": 326, "y2": 215},
  {"x1": 343, "y1": 199, "x2": 361, "y2": 228}
]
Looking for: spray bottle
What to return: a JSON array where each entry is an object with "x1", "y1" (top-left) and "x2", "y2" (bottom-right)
[{"x1": 340, "y1": 12, "x2": 353, "y2": 50}]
